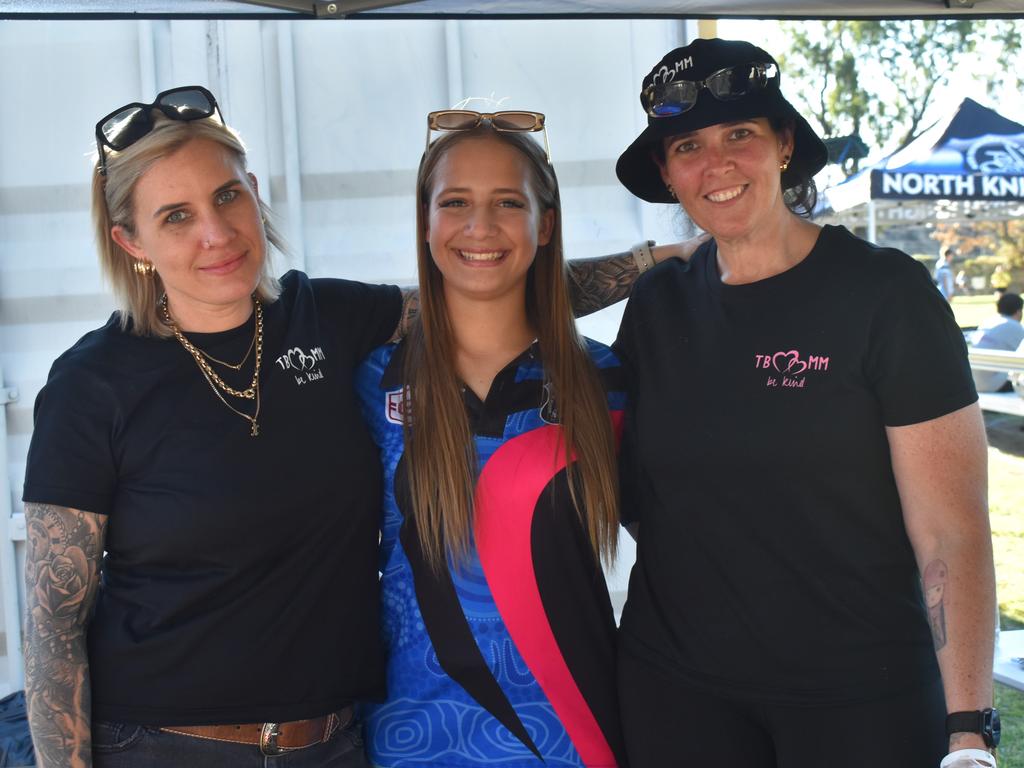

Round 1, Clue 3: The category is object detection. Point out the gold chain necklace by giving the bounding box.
[161,295,264,437]
[193,359,262,438]
[199,332,255,371]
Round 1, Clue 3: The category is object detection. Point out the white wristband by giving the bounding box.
[631,240,656,274]
[940,748,997,768]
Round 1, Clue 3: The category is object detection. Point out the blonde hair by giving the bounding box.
[404,126,620,572]
[92,115,283,337]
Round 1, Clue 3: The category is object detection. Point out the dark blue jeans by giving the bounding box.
[92,717,370,768]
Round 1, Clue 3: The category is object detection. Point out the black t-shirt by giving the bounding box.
[614,225,976,705]
[23,271,402,725]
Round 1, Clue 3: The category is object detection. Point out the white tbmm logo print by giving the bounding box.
[276,346,326,385]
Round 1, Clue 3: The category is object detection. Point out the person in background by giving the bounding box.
[935,247,957,301]
[990,264,1012,296]
[21,87,688,768]
[613,38,996,768]
[971,291,1024,392]
[955,269,969,296]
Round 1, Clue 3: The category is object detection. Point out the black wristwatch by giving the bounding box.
[946,708,1001,748]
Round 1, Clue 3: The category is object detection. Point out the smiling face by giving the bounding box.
[424,135,554,307]
[111,137,267,331]
[658,118,793,243]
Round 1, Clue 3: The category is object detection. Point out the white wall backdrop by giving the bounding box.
[0,17,697,691]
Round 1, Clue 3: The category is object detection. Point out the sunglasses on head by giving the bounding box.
[426,109,552,162]
[95,85,223,175]
[642,62,779,118]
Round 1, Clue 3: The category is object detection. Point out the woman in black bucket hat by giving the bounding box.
[612,38,997,768]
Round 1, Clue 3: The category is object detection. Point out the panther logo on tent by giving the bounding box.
[966,137,1024,174]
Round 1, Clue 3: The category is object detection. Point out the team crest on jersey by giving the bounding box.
[386,388,408,425]
[753,349,831,389]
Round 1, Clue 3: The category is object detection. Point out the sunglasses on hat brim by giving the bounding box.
[426,109,551,163]
[95,85,224,176]
[642,62,779,118]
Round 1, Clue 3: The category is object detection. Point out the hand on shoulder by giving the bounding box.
[653,232,711,264]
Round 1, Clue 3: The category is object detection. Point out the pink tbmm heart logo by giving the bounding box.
[772,350,808,376]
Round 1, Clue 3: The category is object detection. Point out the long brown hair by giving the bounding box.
[404,126,619,573]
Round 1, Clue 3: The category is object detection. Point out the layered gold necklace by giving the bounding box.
[161,294,264,437]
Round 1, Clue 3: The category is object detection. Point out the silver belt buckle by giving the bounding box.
[260,722,283,756]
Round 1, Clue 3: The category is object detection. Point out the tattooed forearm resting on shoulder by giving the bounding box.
[567,251,638,318]
[394,289,421,342]
[23,502,106,768]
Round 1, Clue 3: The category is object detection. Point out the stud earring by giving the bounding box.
[780,157,791,172]
[666,183,677,201]
[133,260,155,277]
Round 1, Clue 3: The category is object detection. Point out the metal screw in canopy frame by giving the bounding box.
[234,0,423,17]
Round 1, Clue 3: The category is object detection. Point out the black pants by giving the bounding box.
[618,645,947,768]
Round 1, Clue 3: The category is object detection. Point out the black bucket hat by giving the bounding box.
[616,38,828,204]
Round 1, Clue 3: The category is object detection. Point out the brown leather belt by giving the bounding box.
[160,705,353,756]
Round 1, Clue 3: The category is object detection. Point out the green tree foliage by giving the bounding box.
[778,20,1022,177]
[933,220,1024,289]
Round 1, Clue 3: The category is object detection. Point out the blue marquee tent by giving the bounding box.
[822,98,1024,237]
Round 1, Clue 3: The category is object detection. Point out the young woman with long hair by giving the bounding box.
[356,115,627,768]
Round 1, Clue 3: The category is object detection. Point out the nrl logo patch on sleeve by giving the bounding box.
[386,388,408,425]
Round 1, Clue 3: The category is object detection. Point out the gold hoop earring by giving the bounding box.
[666,183,677,201]
[133,260,155,277]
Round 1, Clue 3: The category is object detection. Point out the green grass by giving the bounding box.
[985,413,1024,766]
[992,452,1024,628]
[952,294,1001,330]
[999,663,1024,767]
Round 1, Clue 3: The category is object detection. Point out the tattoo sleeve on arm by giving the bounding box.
[923,559,949,651]
[566,252,638,318]
[391,289,421,342]
[24,503,107,768]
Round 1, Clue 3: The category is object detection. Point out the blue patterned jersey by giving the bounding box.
[355,339,626,768]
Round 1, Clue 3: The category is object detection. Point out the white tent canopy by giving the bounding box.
[1,0,1021,18]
